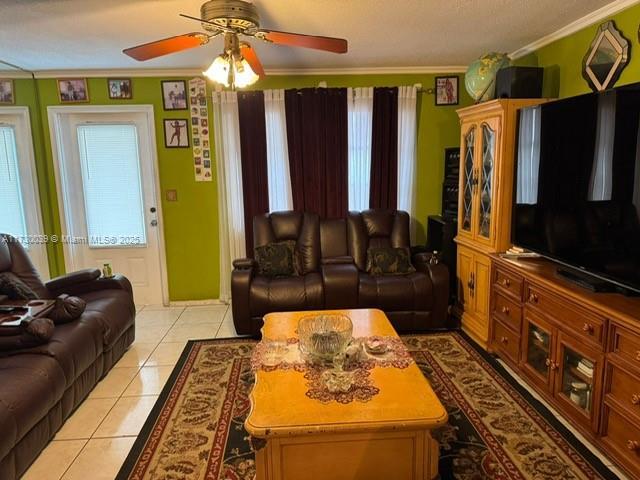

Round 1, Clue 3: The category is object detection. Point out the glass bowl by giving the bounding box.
[298,314,353,364]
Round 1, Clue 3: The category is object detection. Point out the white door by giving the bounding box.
[0,107,49,276]
[49,107,166,305]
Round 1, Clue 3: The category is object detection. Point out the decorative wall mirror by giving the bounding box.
[582,20,630,92]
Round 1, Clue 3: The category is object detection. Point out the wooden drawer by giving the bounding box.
[609,324,640,371]
[525,284,605,346]
[601,406,640,478]
[492,319,520,365]
[493,268,523,300]
[605,362,640,419]
[493,293,522,333]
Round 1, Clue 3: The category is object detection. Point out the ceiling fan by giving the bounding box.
[123,0,348,89]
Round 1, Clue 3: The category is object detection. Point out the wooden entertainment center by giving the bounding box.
[489,255,640,478]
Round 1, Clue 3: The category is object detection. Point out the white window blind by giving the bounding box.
[77,124,147,247]
[0,126,28,242]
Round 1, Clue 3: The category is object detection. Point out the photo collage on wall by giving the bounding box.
[189,77,212,182]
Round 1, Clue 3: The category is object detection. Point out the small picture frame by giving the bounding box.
[163,119,189,148]
[57,78,89,103]
[108,78,132,99]
[435,76,459,106]
[161,80,187,110]
[0,79,15,104]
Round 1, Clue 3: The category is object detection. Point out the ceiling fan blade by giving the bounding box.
[240,43,265,77]
[259,30,347,54]
[123,33,209,61]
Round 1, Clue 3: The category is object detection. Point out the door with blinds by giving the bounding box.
[49,108,165,305]
[0,107,48,275]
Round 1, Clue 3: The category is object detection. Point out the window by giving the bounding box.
[0,126,28,241]
[77,124,147,246]
[516,106,541,204]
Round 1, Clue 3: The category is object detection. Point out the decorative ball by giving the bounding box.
[465,52,510,102]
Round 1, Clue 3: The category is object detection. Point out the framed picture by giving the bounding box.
[161,80,187,110]
[108,78,132,99]
[163,119,189,148]
[57,78,89,103]
[0,79,15,104]
[435,76,459,106]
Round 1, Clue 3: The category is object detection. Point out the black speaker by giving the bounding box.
[496,66,543,99]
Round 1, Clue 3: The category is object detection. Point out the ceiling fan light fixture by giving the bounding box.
[234,57,259,88]
[203,54,231,86]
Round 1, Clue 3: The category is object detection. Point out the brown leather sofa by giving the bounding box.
[232,210,449,336]
[0,234,135,480]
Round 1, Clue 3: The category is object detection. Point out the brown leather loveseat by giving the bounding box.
[0,234,136,480]
[232,210,449,336]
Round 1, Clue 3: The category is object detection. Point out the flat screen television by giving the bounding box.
[513,82,640,294]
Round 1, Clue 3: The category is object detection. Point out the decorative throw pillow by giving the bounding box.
[0,317,55,353]
[49,294,86,324]
[366,247,416,276]
[254,241,298,277]
[0,272,38,300]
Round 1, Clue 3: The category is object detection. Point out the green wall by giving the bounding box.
[515,2,640,98]
[12,72,471,301]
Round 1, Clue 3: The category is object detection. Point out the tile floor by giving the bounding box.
[22,304,243,480]
[22,308,628,479]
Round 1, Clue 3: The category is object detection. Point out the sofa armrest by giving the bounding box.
[321,262,359,309]
[414,252,450,329]
[46,270,133,297]
[233,258,256,271]
[321,256,355,266]
[231,259,256,335]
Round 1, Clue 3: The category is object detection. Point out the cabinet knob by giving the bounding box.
[636,351,640,361]
[627,440,639,451]
[545,359,558,371]
[501,336,508,344]
[529,293,539,303]
[501,306,510,315]
[502,278,511,287]
[632,394,640,405]
[582,323,594,334]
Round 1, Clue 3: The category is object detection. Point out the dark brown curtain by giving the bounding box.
[237,91,269,256]
[369,87,398,209]
[285,88,348,218]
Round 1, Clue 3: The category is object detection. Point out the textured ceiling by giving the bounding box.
[0,0,618,72]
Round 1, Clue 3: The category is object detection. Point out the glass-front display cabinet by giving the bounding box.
[521,312,555,392]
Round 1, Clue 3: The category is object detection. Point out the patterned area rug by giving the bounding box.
[116,332,618,480]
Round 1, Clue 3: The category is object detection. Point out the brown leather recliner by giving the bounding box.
[231,210,449,336]
[0,234,135,480]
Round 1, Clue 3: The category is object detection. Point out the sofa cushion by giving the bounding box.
[366,247,416,276]
[255,241,298,277]
[0,354,66,460]
[78,289,135,348]
[359,272,433,312]
[250,272,324,317]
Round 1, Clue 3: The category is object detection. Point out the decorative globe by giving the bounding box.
[298,314,353,364]
[465,52,510,102]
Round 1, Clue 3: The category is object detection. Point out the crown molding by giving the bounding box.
[510,0,640,59]
[0,71,33,79]
[29,65,467,79]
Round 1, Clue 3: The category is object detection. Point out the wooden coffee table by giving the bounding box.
[245,309,448,480]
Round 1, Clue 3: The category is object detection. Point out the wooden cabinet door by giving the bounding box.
[457,246,474,315]
[473,254,491,325]
[474,115,502,247]
[521,308,555,393]
[458,121,477,241]
[553,331,603,433]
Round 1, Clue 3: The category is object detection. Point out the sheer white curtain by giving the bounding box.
[397,85,418,239]
[212,91,246,303]
[516,106,541,204]
[589,91,616,201]
[347,87,374,210]
[264,89,293,212]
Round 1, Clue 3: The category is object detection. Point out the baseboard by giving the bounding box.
[168,299,229,307]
